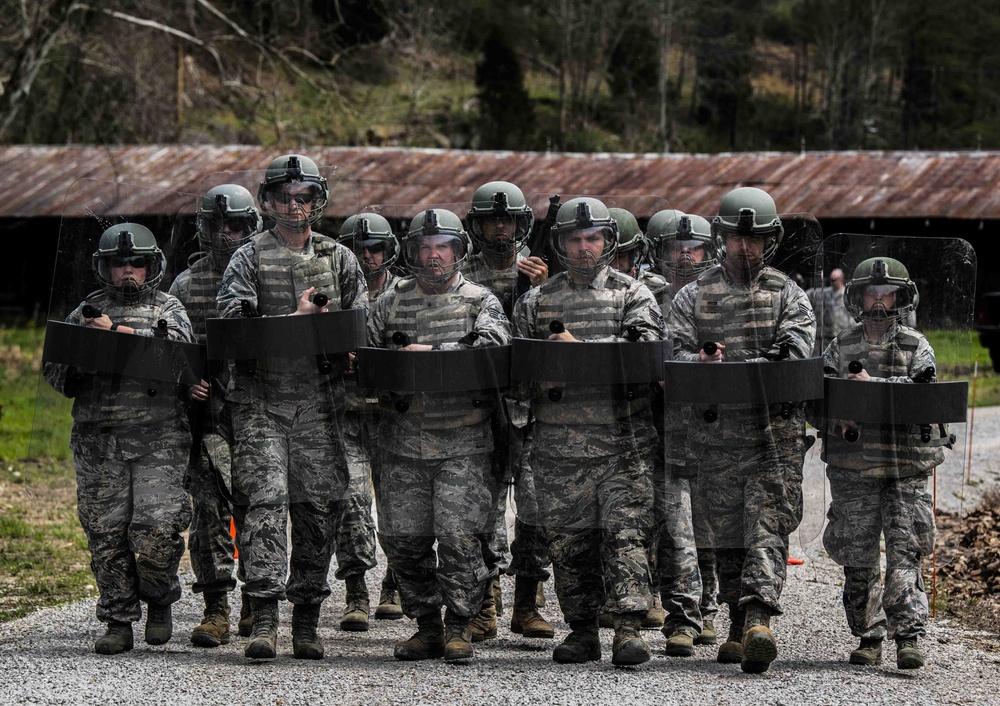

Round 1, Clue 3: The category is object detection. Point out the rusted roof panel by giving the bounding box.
[2,146,1000,221]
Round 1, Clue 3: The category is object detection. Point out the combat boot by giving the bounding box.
[509,576,554,639]
[741,602,778,674]
[394,611,445,661]
[191,592,231,648]
[291,603,324,659]
[895,637,925,670]
[849,637,883,665]
[717,606,744,664]
[492,573,504,616]
[641,594,666,629]
[663,627,696,657]
[237,591,254,637]
[340,574,370,632]
[94,621,133,655]
[444,610,475,662]
[696,618,718,645]
[552,619,601,664]
[612,612,651,666]
[469,577,498,642]
[144,603,173,645]
[375,573,403,620]
[244,598,279,659]
[535,581,546,607]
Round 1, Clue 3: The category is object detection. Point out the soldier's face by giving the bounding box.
[480,215,516,244]
[666,238,707,270]
[109,256,147,287]
[612,250,638,276]
[863,284,897,316]
[359,244,385,275]
[270,184,317,223]
[417,235,457,274]
[723,233,765,273]
[563,227,608,266]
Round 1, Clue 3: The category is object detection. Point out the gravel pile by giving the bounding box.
[2,410,998,706]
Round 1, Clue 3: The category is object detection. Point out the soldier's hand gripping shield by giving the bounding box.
[663,204,824,565]
[205,162,364,513]
[511,194,670,546]
[37,179,201,586]
[816,234,974,569]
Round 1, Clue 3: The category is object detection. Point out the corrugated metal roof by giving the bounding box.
[2,145,999,220]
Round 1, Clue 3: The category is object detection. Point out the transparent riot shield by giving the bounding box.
[660,209,824,620]
[36,178,203,619]
[353,200,512,612]
[815,234,974,574]
[202,163,370,602]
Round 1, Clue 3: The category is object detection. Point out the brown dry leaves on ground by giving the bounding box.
[933,490,1000,649]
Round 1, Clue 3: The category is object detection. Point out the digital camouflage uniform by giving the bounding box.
[512,266,662,622]
[368,272,512,620]
[217,228,367,605]
[668,264,815,619]
[821,323,943,642]
[339,270,399,583]
[462,251,546,584]
[808,285,852,356]
[650,279,704,637]
[44,290,195,625]
[169,256,237,597]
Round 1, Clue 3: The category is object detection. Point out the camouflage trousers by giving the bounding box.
[186,439,236,595]
[823,467,935,640]
[654,458,702,634]
[230,388,348,603]
[376,450,495,619]
[533,444,654,622]
[691,438,804,614]
[334,414,377,580]
[507,423,551,581]
[71,424,191,624]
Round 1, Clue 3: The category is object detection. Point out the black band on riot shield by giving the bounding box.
[662,357,824,404]
[205,308,366,360]
[43,320,205,385]
[823,377,968,425]
[510,338,673,385]
[356,346,511,392]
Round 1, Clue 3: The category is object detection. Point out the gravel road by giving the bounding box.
[2,409,999,706]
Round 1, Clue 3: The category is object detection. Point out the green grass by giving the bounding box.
[926,329,1000,407]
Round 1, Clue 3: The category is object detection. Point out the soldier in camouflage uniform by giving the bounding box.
[667,187,815,673]
[335,213,400,626]
[820,257,945,670]
[611,208,708,656]
[807,268,852,356]
[217,154,368,660]
[170,184,260,647]
[647,210,720,651]
[464,181,553,642]
[512,197,662,666]
[44,223,194,655]
[368,208,512,663]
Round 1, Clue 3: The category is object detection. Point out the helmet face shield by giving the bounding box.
[651,213,715,281]
[338,213,399,279]
[405,233,469,286]
[467,181,534,259]
[843,256,921,324]
[196,184,261,264]
[92,223,166,304]
[553,226,617,278]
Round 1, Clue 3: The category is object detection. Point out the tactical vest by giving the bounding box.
[254,229,342,316]
[252,229,343,377]
[531,271,654,429]
[69,290,186,427]
[687,266,800,448]
[823,325,947,477]
[463,253,519,315]
[380,276,493,430]
[179,254,222,344]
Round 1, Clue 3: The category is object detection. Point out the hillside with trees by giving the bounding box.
[2,0,1000,153]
